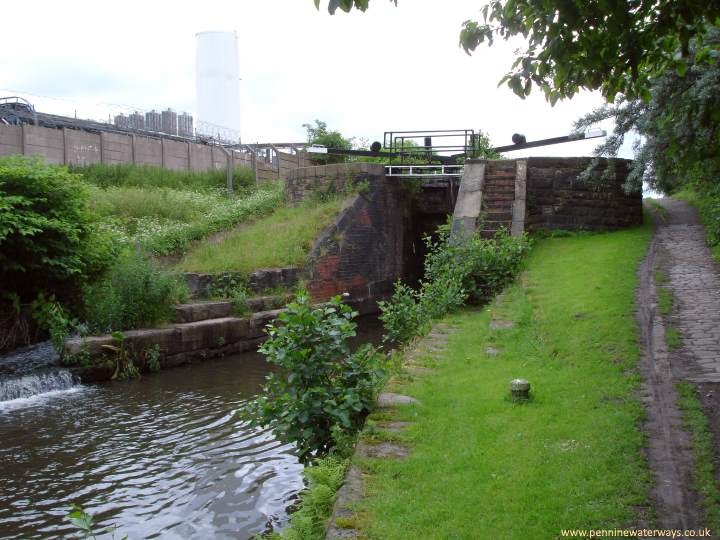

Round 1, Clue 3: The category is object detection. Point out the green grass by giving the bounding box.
[94,185,283,256]
[657,287,673,316]
[176,197,345,273]
[666,327,683,350]
[676,382,720,533]
[675,185,720,263]
[73,163,255,192]
[353,223,654,539]
[654,270,668,284]
[647,198,669,223]
[73,163,282,256]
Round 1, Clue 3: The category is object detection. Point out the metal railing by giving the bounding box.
[385,164,464,177]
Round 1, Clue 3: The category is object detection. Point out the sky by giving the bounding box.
[0,0,635,159]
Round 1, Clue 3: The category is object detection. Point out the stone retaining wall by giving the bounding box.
[525,157,642,231]
[183,267,301,298]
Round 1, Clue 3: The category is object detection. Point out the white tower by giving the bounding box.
[195,31,241,142]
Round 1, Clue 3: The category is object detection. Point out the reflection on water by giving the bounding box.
[0,314,385,539]
[0,353,303,539]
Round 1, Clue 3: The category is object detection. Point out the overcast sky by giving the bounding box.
[0,0,634,159]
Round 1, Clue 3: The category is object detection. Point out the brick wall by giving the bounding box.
[292,163,408,306]
[525,157,642,231]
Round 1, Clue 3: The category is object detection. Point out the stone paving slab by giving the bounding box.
[655,199,720,383]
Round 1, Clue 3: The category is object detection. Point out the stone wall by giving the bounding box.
[525,157,642,231]
[285,162,382,204]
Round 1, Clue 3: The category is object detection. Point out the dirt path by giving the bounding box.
[638,198,720,536]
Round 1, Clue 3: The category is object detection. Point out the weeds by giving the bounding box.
[666,326,683,350]
[676,382,720,533]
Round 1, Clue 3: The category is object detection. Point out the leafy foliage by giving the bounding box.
[458,0,720,102]
[244,293,385,462]
[313,0,395,15]
[83,250,187,334]
[271,455,349,540]
[468,130,502,160]
[0,156,113,309]
[303,120,353,164]
[67,504,127,540]
[380,227,531,346]
[30,295,73,355]
[575,28,720,194]
[320,1,720,103]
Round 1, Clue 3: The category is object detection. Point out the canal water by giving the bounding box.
[0,316,384,539]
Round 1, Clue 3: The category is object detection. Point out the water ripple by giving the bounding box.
[0,352,304,539]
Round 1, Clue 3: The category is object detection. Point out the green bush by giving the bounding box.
[380,228,531,346]
[302,120,352,165]
[73,163,255,192]
[377,281,426,346]
[0,156,113,309]
[244,292,385,462]
[83,251,187,333]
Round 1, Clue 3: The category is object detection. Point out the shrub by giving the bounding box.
[302,120,352,165]
[0,156,113,309]
[83,251,187,333]
[380,227,531,346]
[377,281,425,345]
[243,292,385,462]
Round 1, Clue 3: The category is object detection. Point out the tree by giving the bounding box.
[575,27,720,193]
[316,0,720,103]
[303,119,353,164]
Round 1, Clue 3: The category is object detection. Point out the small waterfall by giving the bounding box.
[0,369,79,402]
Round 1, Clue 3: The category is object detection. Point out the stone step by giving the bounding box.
[482,220,512,231]
[483,187,515,196]
[174,295,293,323]
[484,179,515,189]
[480,228,510,238]
[483,192,515,202]
[484,210,512,221]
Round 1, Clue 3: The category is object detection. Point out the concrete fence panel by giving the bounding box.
[0,125,22,157]
[65,129,101,166]
[24,125,63,164]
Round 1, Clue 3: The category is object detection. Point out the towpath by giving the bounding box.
[638,198,720,536]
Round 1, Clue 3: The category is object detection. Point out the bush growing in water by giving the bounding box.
[380,228,531,345]
[243,292,385,462]
[83,250,187,333]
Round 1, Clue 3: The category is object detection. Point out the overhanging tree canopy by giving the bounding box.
[315,0,720,103]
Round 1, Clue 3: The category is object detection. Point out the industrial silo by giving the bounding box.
[195,31,241,142]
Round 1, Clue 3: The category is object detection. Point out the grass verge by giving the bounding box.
[176,197,346,273]
[352,224,653,539]
[666,327,683,350]
[74,163,255,191]
[676,382,720,533]
[647,199,669,223]
[675,185,720,263]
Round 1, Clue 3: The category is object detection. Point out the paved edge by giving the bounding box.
[637,203,702,533]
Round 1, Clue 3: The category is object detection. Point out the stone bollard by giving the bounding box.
[510,378,531,402]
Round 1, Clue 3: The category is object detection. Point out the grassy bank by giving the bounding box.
[73,162,255,191]
[676,184,720,262]
[351,225,653,539]
[176,197,346,273]
[70,163,284,256]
